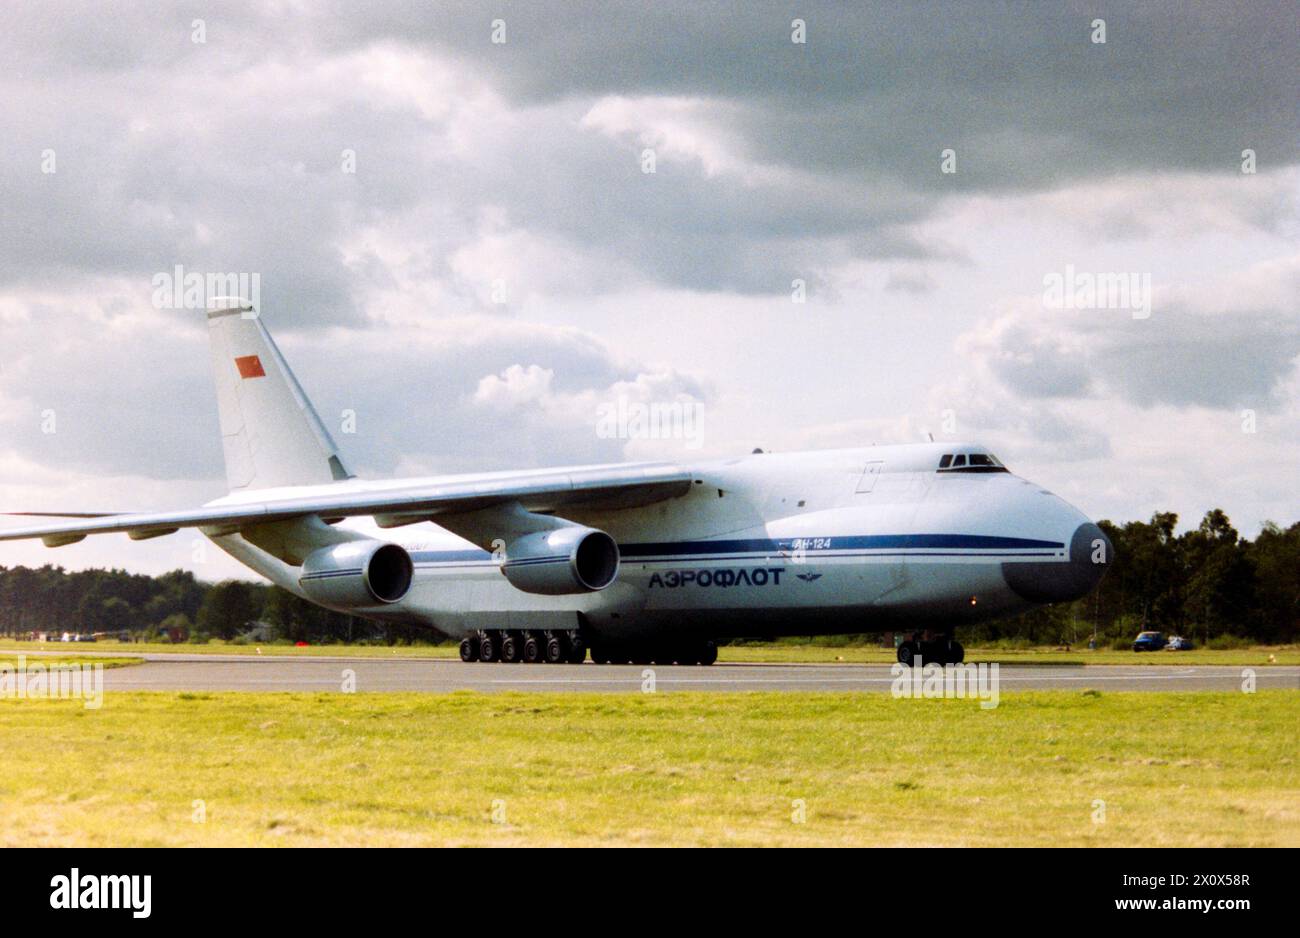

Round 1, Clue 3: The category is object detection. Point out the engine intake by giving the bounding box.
[299,540,413,607]
[502,526,620,595]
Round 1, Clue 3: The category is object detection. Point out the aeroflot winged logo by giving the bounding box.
[49,868,151,918]
[234,354,266,379]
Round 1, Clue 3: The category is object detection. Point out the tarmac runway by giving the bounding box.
[20,652,1299,693]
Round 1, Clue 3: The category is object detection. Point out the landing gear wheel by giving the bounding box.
[478,632,499,663]
[698,641,717,666]
[897,642,916,667]
[500,631,522,663]
[459,636,480,662]
[590,645,610,665]
[566,633,586,664]
[545,635,566,664]
[522,633,544,664]
[948,640,964,664]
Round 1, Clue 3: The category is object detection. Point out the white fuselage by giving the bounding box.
[209,442,1104,642]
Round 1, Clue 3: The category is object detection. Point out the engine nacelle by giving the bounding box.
[502,526,620,595]
[299,540,413,607]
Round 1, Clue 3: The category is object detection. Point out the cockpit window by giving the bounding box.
[937,452,1009,474]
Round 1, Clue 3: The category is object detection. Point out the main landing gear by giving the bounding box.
[896,630,964,667]
[458,630,718,666]
[460,629,587,664]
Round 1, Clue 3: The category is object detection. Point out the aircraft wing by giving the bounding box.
[0,462,694,548]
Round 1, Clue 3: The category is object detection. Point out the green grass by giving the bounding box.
[0,640,460,659]
[0,690,1294,846]
[2,639,1294,666]
[717,644,1300,666]
[0,653,140,669]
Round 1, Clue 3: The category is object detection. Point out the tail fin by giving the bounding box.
[206,298,352,491]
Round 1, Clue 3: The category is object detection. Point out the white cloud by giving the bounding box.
[580,95,782,182]
[473,364,555,408]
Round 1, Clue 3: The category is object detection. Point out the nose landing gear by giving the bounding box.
[896,630,964,667]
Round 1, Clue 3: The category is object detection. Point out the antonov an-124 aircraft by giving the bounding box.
[1,300,1111,666]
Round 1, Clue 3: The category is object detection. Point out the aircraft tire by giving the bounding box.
[545,635,566,663]
[500,631,522,663]
[897,642,916,667]
[479,632,499,663]
[566,633,587,663]
[459,636,480,662]
[698,641,718,666]
[522,633,544,663]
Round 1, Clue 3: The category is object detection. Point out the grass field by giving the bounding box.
[720,644,1300,666]
[0,653,140,670]
[2,639,1296,666]
[0,690,1294,846]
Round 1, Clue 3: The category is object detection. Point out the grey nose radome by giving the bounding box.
[1002,523,1112,604]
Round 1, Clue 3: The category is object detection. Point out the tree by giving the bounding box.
[194,581,263,641]
[96,597,135,635]
[1244,522,1300,643]
[155,612,193,643]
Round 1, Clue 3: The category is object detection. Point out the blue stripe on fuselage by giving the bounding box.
[619,534,1062,556]
[407,534,1064,567]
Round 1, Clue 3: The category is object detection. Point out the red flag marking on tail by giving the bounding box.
[234,355,266,379]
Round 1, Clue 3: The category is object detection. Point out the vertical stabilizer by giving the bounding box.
[205,298,352,491]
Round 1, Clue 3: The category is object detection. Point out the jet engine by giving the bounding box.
[299,540,414,607]
[502,526,620,595]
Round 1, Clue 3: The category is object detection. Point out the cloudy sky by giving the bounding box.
[0,1,1296,579]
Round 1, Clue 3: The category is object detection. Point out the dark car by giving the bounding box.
[1132,630,1166,652]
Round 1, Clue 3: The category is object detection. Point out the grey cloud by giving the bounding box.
[305,331,710,475]
[320,1,1300,183]
[883,269,936,295]
[0,293,705,481]
[1088,312,1300,410]
[1,0,1293,318]
[0,303,222,483]
[971,304,1300,412]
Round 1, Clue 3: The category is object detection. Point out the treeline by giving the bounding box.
[0,508,1295,647]
[0,566,427,645]
[969,510,1299,647]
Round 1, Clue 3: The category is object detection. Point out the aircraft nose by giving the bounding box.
[1002,522,1112,604]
